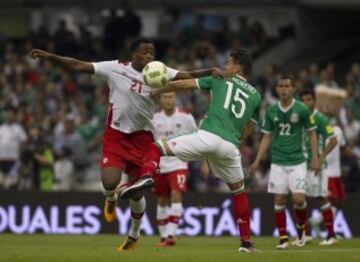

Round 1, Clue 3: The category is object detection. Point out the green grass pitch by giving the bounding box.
[1,235,360,262]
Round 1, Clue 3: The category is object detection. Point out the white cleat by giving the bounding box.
[238,246,260,253]
[276,241,289,250]
[291,235,312,246]
[296,229,306,247]
[319,237,338,246]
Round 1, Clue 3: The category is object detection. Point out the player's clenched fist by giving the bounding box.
[30,49,51,59]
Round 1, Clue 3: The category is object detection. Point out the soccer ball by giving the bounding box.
[142,61,169,88]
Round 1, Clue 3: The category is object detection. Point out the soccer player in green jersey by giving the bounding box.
[127,49,261,252]
[299,89,338,246]
[249,76,320,249]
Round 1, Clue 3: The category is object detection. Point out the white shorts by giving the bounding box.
[268,162,307,194]
[161,130,244,184]
[306,170,328,197]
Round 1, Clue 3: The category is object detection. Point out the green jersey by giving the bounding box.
[305,109,335,167]
[196,75,261,147]
[261,99,316,165]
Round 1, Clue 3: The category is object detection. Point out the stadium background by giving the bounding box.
[1,0,360,239]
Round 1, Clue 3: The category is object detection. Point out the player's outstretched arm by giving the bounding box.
[150,79,197,96]
[30,49,94,74]
[174,68,223,79]
[249,133,272,174]
[319,136,337,165]
[308,129,320,174]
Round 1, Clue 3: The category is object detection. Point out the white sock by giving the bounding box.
[167,202,182,237]
[331,206,337,217]
[157,205,169,239]
[101,183,117,201]
[129,197,146,239]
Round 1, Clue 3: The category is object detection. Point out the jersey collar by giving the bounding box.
[278,99,295,113]
[161,107,177,117]
[235,75,247,82]
[312,108,318,116]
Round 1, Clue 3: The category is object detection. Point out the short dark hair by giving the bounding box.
[299,88,316,99]
[129,36,153,53]
[230,49,252,76]
[278,75,294,86]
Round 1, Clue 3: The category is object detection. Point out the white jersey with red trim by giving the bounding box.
[325,126,345,177]
[93,61,178,133]
[153,108,197,173]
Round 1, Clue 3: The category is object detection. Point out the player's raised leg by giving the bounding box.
[120,142,161,199]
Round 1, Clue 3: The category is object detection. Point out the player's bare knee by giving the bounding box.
[274,194,287,206]
[227,180,244,193]
[158,197,169,206]
[292,193,306,206]
[101,168,122,190]
[317,197,329,207]
[170,191,182,203]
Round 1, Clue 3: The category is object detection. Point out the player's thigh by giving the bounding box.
[154,173,171,198]
[168,170,188,193]
[208,156,244,184]
[163,131,209,162]
[267,164,290,194]
[306,170,328,197]
[288,162,307,194]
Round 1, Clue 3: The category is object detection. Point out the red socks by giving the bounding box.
[274,206,287,237]
[294,202,307,227]
[232,192,251,242]
[321,204,335,238]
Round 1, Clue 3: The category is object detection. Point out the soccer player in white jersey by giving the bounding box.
[152,92,197,247]
[30,37,221,251]
[325,125,360,222]
[300,89,338,245]
[326,126,346,211]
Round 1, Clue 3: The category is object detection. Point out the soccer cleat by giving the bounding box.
[319,237,338,246]
[120,175,154,199]
[238,241,260,253]
[156,238,169,247]
[166,236,176,246]
[295,224,306,247]
[291,235,312,246]
[103,195,117,223]
[117,236,138,252]
[276,236,289,249]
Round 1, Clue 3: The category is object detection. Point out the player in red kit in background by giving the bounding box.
[30,36,222,251]
[152,92,197,247]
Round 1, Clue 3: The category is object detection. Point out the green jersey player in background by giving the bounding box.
[299,89,338,246]
[250,76,320,249]
[132,49,261,252]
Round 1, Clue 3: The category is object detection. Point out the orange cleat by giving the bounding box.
[117,236,138,252]
[103,196,117,223]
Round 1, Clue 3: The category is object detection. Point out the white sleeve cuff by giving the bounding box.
[260,129,271,134]
[195,79,201,89]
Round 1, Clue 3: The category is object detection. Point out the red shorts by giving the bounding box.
[99,126,154,181]
[154,169,188,198]
[328,177,345,201]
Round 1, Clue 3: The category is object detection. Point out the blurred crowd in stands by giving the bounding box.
[0,6,360,193]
